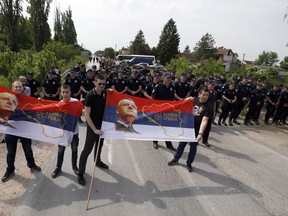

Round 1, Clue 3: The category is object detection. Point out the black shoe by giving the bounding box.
[168,159,178,166]
[187,164,193,172]
[233,120,240,125]
[244,121,248,126]
[1,171,15,182]
[153,141,158,149]
[51,168,61,178]
[255,121,259,125]
[248,121,254,125]
[78,174,85,185]
[222,121,227,126]
[218,121,221,126]
[72,166,79,175]
[212,120,217,125]
[202,141,211,147]
[167,145,177,151]
[30,164,41,172]
[229,121,233,126]
[96,161,109,169]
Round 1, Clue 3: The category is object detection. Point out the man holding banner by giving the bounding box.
[168,86,211,172]
[78,74,109,186]
[1,81,41,182]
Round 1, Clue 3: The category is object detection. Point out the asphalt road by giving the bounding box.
[9,120,288,216]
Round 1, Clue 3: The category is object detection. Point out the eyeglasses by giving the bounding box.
[97,83,106,86]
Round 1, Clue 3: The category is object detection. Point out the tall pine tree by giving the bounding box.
[193,33,217,61]
[130,30,150,54]
[28,0,51,51]
[157,18,180,65]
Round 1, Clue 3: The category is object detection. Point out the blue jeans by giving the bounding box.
[56,134,79,168]
[174,141,198,165]
[5,134,36,173]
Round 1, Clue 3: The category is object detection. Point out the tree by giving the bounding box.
[53,7,63,42]
[0,0,23,51]
[103,47,115,59]
[255,51,279,66]
[61,6,77,45]
[28,0,51,51]
[130,30,150,54]
[193,33,217,61]
[183,45,191,54]
[280,56,288,70]
[157,18,180,65]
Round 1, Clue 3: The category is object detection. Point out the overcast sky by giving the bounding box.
[47,0,288,62]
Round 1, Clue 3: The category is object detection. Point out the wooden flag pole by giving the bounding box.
[86,137,102,210]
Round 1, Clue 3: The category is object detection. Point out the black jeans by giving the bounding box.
[56,134,79,169]
[78,127,104,175]
[5,134,36,173]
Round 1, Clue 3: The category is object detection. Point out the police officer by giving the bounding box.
[127,70,142,97]
[233,76,250,124]
[244,82,264,125]
[112,70,128,94]
[151,72,176,151]
[273,85,288,125]
[218,82,237,126]
[143,73,160,99]
[189,78,198,98]
[42,70,61,101]
[26,71,41,98]
[264,84,280,124]
[64,68,82,100]
[174,72,190,101]
[81,68,95,99]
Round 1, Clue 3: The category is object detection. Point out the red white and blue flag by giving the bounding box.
[0,86,83,146]
[101,91,196,142]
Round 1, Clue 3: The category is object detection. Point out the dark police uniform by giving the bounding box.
[112,78,128,93]
[174,80,190,99]
[264,88,280,123]
[27,78,41,98]
[244,87,265,125]
[64,76,82,100]
[273,89,288,124]
[42,78,60,101]
[218,87,236,125]
[233,82,250,123]
[81,77,95,99]
[127,77,142,97]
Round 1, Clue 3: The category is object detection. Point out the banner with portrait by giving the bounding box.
[0,86,83,146]
[101,91,196,142]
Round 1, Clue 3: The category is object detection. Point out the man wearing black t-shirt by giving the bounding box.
[78,74,109,186]
[168,86,211,172]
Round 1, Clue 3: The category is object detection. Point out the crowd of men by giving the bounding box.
[1,59,288,182]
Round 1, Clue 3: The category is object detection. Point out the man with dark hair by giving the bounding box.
[51,84,80,178]
[168,86,211,172]
[78,74,109,185]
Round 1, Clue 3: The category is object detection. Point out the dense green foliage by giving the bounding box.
[0,41,87,88]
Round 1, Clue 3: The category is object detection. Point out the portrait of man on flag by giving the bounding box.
[101,91,196,142]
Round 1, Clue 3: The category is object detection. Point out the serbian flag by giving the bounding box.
[0,86,83,146]
[101,91,196,142]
